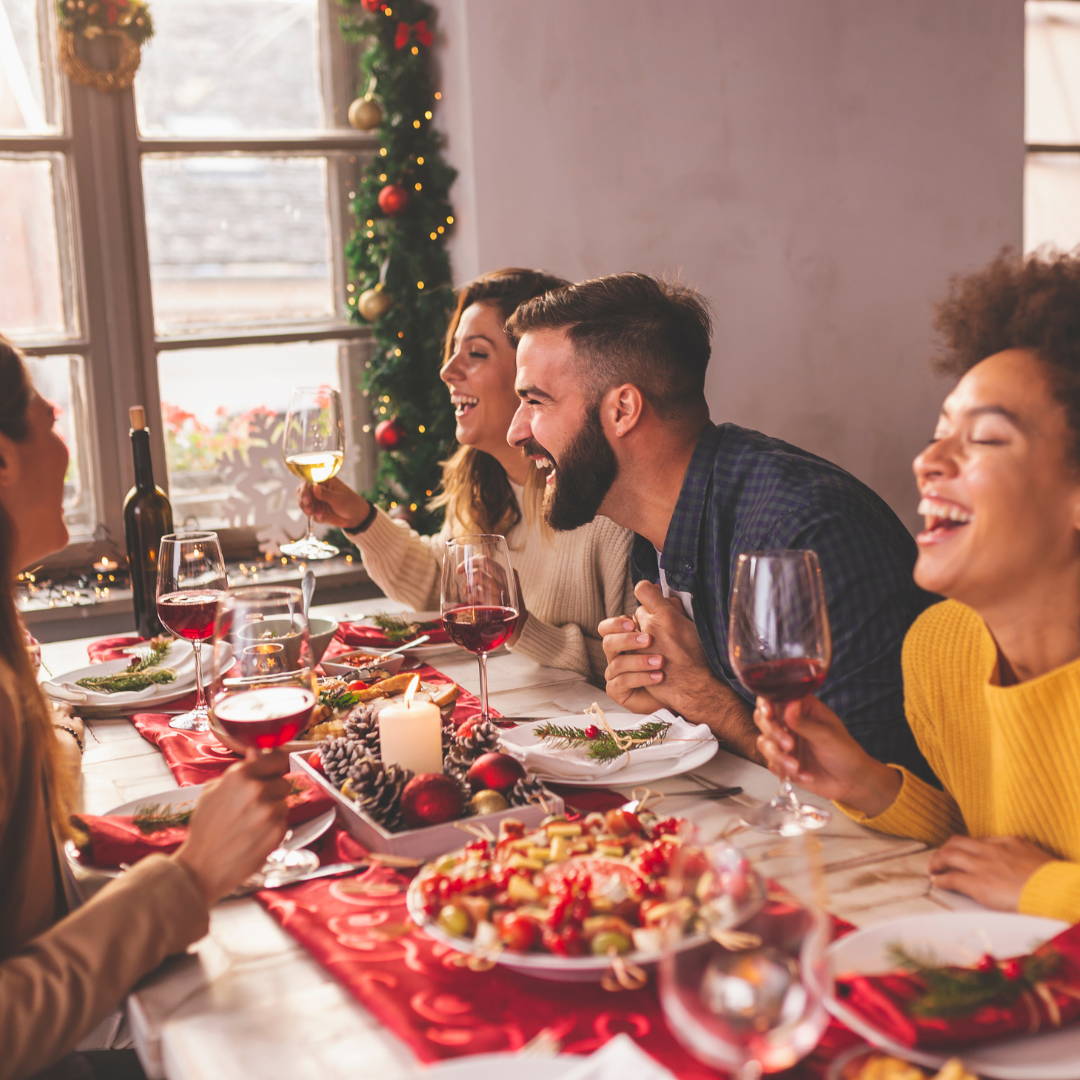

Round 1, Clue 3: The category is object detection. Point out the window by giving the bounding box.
[1,0,372,563]
[1026,1,1080,249]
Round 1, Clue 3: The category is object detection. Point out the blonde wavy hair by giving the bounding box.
[0,338,79,842]
[431,268,568,536]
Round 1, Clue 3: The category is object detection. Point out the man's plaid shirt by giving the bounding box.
[631,422,937,781]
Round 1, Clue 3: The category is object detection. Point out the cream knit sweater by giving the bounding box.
[840,599,1080,922]
[353,490,634,684]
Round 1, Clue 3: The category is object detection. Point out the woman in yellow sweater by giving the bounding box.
[755,250,1080,923]
[300,268,633,684]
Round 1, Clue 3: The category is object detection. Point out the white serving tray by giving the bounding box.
[289,751,563,860]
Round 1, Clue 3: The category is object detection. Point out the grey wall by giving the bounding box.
[434,0,1024,529]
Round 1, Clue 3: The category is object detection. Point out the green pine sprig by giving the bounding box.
[128,637,172,672]
[319,688,361,712]
[133,803,193,834]
[533,720,671,763]
[888,943,1062,1018]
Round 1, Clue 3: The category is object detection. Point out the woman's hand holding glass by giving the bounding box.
[298,475,372,532]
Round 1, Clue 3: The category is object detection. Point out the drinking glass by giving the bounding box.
[440,534,520,723]
[209,585,320,882]
[156,531,228,732]
[281,385,345,560]
[729,549,832,834]
[659,828,830,1079]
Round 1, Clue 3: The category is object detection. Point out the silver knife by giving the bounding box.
[246,860,368,893]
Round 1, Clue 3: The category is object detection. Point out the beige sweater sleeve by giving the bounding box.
[353,507,447,612]
[0,854,208,1078]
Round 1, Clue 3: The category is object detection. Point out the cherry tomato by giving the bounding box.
[346,679,370,692]
[496,912,539,952]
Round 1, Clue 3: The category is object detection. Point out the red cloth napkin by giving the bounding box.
[834,921,1080,1050]
[335,620,451,648]
[76,773,334,868]
[87,635,148,664]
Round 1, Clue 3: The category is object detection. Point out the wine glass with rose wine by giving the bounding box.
[208,585,320,881]
[156,531,228,732]
[728,549,832,834]
[659,828,830,1078]
[440,534,520,724]
[281,385,345,560]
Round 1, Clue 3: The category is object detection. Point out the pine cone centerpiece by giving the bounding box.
[343,707,382,759]
[509,774,549,808]
[321,735,371,788]
[445,719,502,778]
[344,756,414,832]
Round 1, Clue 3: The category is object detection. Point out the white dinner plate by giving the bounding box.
[42,640,196,709]
[498,713,718,788]
[421,1055,568,1079]
[67,784,336,876]
[826,911,1075,1079]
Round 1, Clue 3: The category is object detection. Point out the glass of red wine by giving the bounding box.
[659,827,830,1078]
[209,585,320,882]
[440,534,520,724]
[156,531,228,732]
[728,549,832,834]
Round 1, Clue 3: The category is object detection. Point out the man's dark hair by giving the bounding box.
[934,248,1080,464]
[506,272,711,417]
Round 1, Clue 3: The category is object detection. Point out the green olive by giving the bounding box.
[591,930,632,956]
[436,903,470,937]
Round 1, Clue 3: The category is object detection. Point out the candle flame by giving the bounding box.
[403,673,420,708]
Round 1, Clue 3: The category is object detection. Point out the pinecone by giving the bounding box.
[445,720,502,778]
[343,707,382,759]
[320,735,371,788]
[344,757,413,832]
[509,774,549,808]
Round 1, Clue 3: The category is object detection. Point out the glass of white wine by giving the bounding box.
[281,385,345,561]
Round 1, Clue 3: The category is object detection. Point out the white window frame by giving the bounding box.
[5,0,373,573]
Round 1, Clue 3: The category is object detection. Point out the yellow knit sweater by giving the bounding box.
[842,599,1080,922]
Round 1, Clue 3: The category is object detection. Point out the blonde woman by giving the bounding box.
[0,339,292,1076]
[301,268,633,683]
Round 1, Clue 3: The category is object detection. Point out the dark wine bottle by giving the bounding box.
[123,405,173,638]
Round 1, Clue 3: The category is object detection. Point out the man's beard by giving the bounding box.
[541,403,618,531]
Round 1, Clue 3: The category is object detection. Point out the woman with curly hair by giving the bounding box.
[300,268,633,684]
[755,248,1080,921]
[0,339,293,1077]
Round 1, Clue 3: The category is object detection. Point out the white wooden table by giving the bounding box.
[43,597,973,1079]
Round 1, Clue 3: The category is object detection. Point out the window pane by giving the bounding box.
[0,155,78,340]
[1027,1,1080,144]
[158,341,354,535]
[0,0,60,134]
[22,353,95,536]
[1025,152,1080,250]
[135,0,322,136]
[143,154,337,332]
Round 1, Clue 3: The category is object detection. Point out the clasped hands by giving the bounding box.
[754,695,1054,912]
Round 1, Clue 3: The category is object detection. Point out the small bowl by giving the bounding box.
[235,615,339,668]
[321,647,406,680]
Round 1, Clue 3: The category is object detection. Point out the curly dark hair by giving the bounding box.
[933,248,1080,462]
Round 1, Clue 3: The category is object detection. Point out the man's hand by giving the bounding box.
[598,613,666,714]
[928,836,1055,911]
[298,476,370,532]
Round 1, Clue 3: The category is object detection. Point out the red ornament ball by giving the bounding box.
[466,751,525,793]
[374,417,406,449]
[377,183,409,217]
[400,773,465,828]
[308,750,323,774]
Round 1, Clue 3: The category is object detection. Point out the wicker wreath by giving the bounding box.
[58,29,142,93]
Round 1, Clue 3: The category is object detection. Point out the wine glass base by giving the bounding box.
[741,799,830,836]
[169,708,210,732]
[280,537,338,561]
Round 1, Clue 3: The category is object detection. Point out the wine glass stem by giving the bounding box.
[303,514,315,543]
[778,777,802,811]
[191,640,207,713]
[476,650,491,722]
[737,1062,764,1080]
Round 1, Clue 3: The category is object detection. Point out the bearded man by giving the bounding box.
[506,272,935,776]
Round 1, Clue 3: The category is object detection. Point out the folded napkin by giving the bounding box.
[835,921,1080,1050]
[76,773,334,869]
[502,709,715,781]
[335,620,451,648]
[558,1035,676,1080]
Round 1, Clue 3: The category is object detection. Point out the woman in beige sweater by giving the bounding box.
[302,269,633,684]
[0,340,292,1077]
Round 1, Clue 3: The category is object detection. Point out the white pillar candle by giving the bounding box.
[378,696,443,775]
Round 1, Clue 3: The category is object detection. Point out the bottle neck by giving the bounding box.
[131,428,156,491]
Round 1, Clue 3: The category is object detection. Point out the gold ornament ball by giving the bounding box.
[357,287,392,322]
[348,97,384,132]
[470,789,509,816]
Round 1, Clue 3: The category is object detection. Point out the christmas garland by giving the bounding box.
[340,0,457,532]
